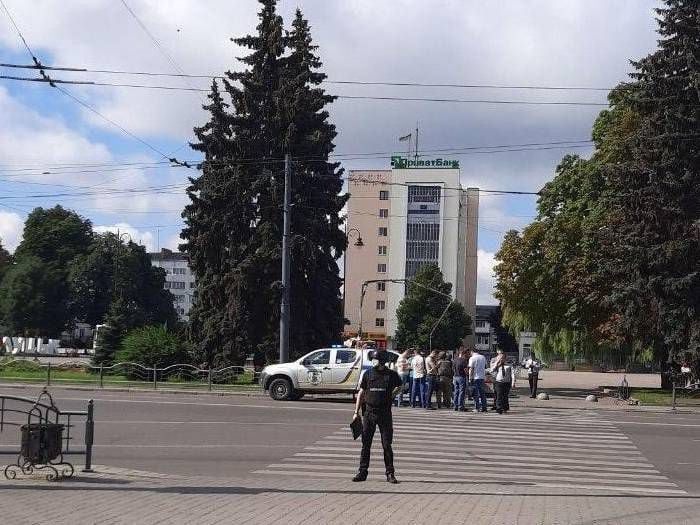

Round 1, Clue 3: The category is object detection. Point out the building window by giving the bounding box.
[379,208,389,218]
[171,281,186,289]
[476,334,490,346]
[378,227,388,237]
[375,318,385,327]
[475,320,486,328]
[379,190,389,200]
[189,281,196,289]
[377,282,386,292]
[173,294,185,303]
[164,282,172,289]
[376,300,385,310]
[378,245,387,256]
[377,263,387,273]
[173,267,187,275]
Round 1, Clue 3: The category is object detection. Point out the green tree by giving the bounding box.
[600,0,700,377]
[69,232,177,328]
[393,264,471,350]
[94,298,136,365]
[15,205,92,267]
[6,206,93,335]
[182,1,346,365]
[0,238,11,282]
[116,325,187,367]
[0,256,66,336]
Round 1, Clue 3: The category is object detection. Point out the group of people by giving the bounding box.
[352,346,543,483]
[393,347,527,415]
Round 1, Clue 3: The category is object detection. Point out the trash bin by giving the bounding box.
[21,423,64,464]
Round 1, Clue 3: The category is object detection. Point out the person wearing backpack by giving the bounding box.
[491,349,514,414]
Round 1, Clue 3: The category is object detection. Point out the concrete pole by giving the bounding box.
[279,154,292,364]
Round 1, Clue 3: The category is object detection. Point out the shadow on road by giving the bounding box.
[1,480,697,499]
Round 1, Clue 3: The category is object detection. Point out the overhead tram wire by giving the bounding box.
[0,74,609,107]
[0,62,617,91]
[0,4,192,170]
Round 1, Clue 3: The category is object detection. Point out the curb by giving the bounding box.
[0,381,266,398]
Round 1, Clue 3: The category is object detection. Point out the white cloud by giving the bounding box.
[0,211,24,252]
[476,249,498,306]
[93,222,156,252]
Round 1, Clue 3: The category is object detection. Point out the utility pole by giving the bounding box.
[279,154,292,363]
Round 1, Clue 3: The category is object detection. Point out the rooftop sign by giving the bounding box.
[391,155,460,169]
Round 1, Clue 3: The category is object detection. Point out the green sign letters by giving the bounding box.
[391,155,460,169]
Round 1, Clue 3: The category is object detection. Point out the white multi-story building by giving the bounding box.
[343,155,479,349]
[149,249,196,319]
[474,305,499,354]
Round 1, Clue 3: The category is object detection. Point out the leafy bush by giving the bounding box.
[0,359,44,372]
[115,325,187,368]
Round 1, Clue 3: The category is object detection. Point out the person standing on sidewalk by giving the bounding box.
[394,348,412,406]
[436,351,453,408]
[410,349,427,408]
[452,348,468,411]
[468,348,487,413]
[425,350,439,410]
[353,350,403,483]
[523,354,541,398]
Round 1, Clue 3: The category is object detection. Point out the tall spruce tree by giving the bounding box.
[182,1,346,365]
[602,1,700,375]
[266,9,348,358]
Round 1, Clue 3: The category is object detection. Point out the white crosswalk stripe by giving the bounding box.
[252,408,686,494]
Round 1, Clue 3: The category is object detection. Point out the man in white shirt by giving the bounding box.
[523,354,541,398]
[394,349,412,406]
[410,349,427,408]
[468,349,487,413]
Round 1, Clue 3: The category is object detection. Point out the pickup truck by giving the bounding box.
[260,347,398,401]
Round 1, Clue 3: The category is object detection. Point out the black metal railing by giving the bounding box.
[0,359,256,391]
[0,388,93,480]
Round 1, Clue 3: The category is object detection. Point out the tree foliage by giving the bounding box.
[494,1,700,374]
[0,256,66,336]
[393,264,472,351]
[116,325,187,367]
[182,0,346,366]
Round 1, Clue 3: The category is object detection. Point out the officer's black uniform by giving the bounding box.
[355,359,402,482]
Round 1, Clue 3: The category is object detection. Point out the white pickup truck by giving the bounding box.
[260,346,398,401]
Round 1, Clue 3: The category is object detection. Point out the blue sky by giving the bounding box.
[0,0,661,303]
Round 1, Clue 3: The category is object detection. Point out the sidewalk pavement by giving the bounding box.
[3,465,700,525]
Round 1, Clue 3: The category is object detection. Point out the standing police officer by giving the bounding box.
[352,349,403,483]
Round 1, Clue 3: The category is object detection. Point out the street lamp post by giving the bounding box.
[342,227,364,332]
[357,278,453,348]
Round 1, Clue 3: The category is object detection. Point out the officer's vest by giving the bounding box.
[365,369,393,408]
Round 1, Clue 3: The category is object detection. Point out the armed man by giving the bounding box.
[352,348,403,483]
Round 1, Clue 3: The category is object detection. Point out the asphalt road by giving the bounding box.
[1,386,699,494]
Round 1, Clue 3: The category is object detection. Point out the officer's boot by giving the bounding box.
[352,471,368,482]
[386,473,398,484]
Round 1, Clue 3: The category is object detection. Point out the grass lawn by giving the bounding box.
[629,387,700,406]
[0,362,257,389]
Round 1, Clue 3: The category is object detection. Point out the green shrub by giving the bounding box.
[0,359,44,372]
[115,325,187,368]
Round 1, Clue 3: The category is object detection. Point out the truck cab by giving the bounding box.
[261,347,398,401]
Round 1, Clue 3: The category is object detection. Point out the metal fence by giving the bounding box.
[0,360,257,391]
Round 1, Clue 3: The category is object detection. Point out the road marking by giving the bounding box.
[266,463,679,487]
[292,453,662,476]
[253,408,684,494]
[302,447,654,468]
[615,421,700,428]
[250,470,686,495]
[332,430,638,450]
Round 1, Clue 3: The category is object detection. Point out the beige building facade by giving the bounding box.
[343,156,479,349]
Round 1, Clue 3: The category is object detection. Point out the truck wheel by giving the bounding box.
[269,378,293,401]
